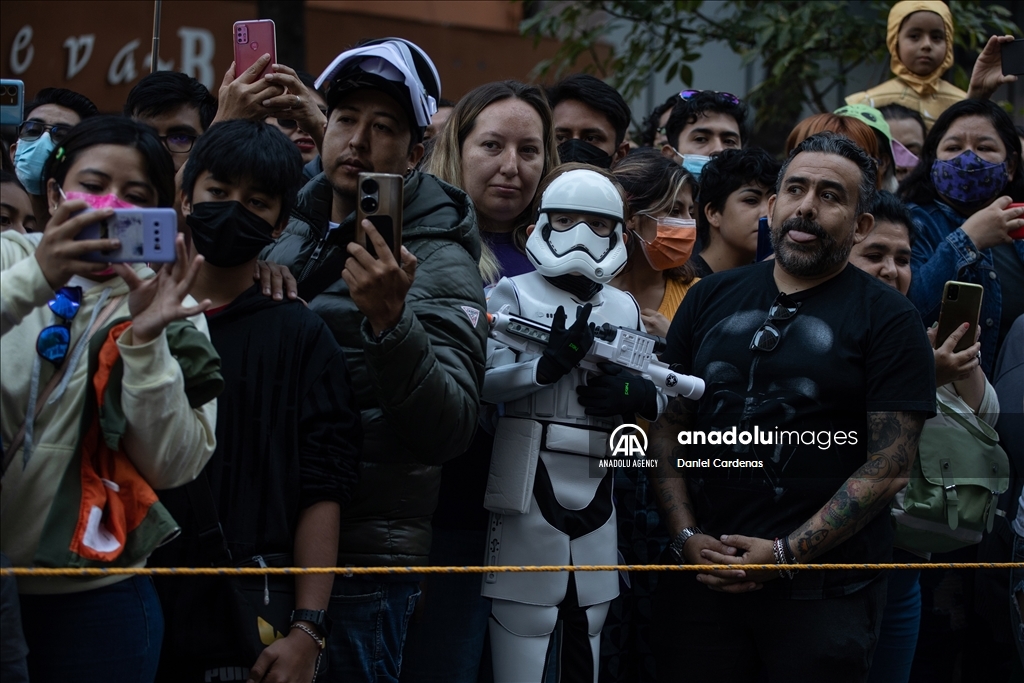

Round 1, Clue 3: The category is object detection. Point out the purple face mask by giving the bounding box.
[930,149,1009,206]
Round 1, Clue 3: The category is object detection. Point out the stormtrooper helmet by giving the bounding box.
[525,168,628,283]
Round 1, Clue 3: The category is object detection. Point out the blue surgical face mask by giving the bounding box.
[13,132,55,195]
[670,148,711,179]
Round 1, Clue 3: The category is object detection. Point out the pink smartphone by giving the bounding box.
[233,20,277,78]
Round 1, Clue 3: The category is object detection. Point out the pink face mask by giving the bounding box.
[62,192,137,276]
[891,140,920,170]
[63,191,136,210]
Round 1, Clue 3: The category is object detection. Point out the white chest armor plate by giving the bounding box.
[484,271,642,429]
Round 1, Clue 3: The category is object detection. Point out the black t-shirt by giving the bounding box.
[663,261,936,598]
[687,253,714,279]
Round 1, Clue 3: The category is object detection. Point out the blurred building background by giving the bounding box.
[0,0,564,112]
[2,0,1020,137]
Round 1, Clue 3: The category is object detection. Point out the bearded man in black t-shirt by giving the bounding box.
[649,132,935,683]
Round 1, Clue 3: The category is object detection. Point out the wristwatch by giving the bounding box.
[290,609,332,637]
[667,526,703,562]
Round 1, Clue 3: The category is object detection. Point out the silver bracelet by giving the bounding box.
[290,622,324,681]
[773,537,794,580]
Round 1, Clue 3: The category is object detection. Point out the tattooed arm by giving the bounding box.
[647,397,742,572]
[786,410,926,561]
[698,410,926,592]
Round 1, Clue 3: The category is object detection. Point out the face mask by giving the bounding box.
[930,149,1009,206]
[633,216,696,270]
[186,201,276,267]
[891,139,919,170]
[13,132,55,195]
[64,191,136,210]
[680,154,711,178]
[557,139,613,169]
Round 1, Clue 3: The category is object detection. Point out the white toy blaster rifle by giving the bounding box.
[488,309,705,400]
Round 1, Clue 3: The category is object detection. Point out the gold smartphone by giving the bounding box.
[355,172,403,261]
[934,281,984,353]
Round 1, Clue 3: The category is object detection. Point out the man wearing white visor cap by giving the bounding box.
[260,38,487,682]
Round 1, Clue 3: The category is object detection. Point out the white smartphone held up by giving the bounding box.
[75,208,177,263]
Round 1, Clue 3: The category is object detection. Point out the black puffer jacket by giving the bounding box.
[261,171,487,566]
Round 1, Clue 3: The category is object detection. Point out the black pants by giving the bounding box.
[652,571,887,683]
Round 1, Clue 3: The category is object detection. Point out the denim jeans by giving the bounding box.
[402,528,492,683]
[867,553,922,683]
[326,576,421,682]
[20,575,163,683]
[1011,533,1024,669]
[0,553,28,683]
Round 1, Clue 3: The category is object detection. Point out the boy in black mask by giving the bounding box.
[548,74,631,168]
[152,119,362,683]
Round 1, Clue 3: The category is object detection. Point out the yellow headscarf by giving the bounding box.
[886,1,955,97]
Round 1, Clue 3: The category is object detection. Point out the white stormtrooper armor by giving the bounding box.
[482,169,663,683]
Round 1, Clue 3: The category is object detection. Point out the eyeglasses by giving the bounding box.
[36,286,83,365]
[18,120,73,144]
[159,133,198,154]
[679,90,742,107]
[749,292,801,352]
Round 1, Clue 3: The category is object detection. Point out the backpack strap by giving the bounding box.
[2,294,124,477]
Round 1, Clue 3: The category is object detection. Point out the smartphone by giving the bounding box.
[75,208,177,263]
[0,79,24,127]
[355,172,403,261]
[755,216,774,262]
[934,281,983,354]
[233,19,277,79]
[1001,38,1024,77]
[1009,203,1024,240]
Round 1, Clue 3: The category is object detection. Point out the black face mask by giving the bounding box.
[186,201,277,268]
[557,139,614,169]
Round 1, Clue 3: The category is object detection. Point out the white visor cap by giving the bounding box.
[316,40,440,128]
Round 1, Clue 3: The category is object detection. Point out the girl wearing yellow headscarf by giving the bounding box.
[846,1,963,130]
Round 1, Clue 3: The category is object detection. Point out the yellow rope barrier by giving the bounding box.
[2,563,1022,577]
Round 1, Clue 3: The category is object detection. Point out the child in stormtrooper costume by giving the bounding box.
[482,168,667,683]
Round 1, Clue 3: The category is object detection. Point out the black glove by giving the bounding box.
[576,362,659,419]
[537,304,594,384]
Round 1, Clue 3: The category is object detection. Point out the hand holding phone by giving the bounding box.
[934,281,983,354]
[34,200,121,288]
[74,208,177,263]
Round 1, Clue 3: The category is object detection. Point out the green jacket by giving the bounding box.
[262,171,487,566]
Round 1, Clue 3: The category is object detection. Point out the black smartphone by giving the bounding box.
[1002,38,1024,76]
[934,281,983,354]
[755,216,774,262]
[355,172,403,261]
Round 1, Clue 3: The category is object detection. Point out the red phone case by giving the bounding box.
[1009,203,1024,240]
[233,20,277,79]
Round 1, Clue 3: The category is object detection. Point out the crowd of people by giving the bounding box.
[1,1,1023,682]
